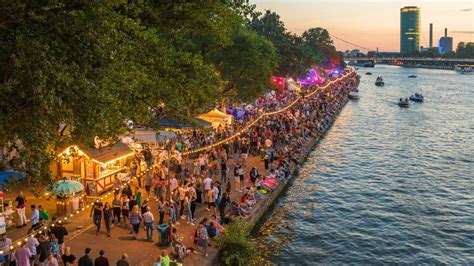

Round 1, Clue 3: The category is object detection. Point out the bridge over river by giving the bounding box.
[345,57,474,70]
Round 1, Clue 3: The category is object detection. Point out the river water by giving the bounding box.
[260,65,474,264]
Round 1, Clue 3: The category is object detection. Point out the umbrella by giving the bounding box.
[52,180,84,198]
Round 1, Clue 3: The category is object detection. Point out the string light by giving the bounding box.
[8,67,356,253]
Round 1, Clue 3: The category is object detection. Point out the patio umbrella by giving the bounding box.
[52,180,84,198]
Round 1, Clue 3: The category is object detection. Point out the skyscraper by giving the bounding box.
[400,6,420,55]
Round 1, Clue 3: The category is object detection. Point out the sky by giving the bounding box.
[250,0,474,52]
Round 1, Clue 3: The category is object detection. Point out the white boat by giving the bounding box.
[349,90,359,100]
[454,64,474,74]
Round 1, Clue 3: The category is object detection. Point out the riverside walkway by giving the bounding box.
[3,68,358,265]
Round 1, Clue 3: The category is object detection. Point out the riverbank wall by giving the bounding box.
[247,96,350,230]
[205,71,359,265]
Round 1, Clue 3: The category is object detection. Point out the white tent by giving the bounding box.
[197,108,233,128]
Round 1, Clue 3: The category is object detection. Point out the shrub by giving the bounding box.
[217,220,261,266]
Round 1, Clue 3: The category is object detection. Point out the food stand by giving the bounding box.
[52,142,135,196]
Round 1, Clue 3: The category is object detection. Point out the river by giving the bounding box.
[259,65,474,264]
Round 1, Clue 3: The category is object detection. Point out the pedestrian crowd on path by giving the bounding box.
[1,71,358,266]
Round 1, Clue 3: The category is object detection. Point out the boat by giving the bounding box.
[349,89,359,100]
[348,60,375,68]
[375,76,384,86]
[398,98,409,108]
[408,75,417,78]
[409,93,424,102]
[366,72,372,75]
[454,64,474,74]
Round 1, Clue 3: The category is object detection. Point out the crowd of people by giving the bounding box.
[0,70,358,266]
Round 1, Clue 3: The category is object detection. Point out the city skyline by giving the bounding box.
[250,0,473,52]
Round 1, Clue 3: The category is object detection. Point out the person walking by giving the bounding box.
[196,223,209,257]
[116,253,130,266]
[36,235,51,264]
[50,216,68,257]
[25,234,39,263]
[45,252,59,266]
[157,198,165,225]
[90,199,103,236]
[111,194,121,227]
[0,233,12,265]
[129,205,142,240]
[61,247,76,265]
[121,195,130,227]
[143,206,154,242]
[15,191,27,227]
[38,205,49,222]
[78,248,93,266]
[184,192,194,225]
[14,245,32,266]
[188,183,197,222]
[94,250,109,266]
[220,159,228,184]
[30,204,40,230]
[168,200,178,225]
[103,202,112,237]
[218,193,230,224]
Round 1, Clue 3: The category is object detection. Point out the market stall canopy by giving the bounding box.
[287,80,301,92]
[158,117,211,130]
[129,129,177,144]
[52,180,84,198]
[58,142,134,165]
[197,108,233,128]
[0,171,27,189]
[86,142,134,164]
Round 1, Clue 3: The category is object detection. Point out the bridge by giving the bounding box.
[345,57,474,70]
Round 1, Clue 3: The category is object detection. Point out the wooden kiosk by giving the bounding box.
[51,142,135,196]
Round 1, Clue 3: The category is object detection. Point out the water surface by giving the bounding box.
[262,65,474,264]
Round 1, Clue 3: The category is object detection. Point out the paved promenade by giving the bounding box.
[3,70,357,265]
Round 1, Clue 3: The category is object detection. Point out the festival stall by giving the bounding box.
[158,117,212,131]
[123,128,177,148]
[51,142,135,196]
[197,108,233,128]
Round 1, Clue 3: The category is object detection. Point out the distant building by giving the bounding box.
[350,49,361,57]
[400,6,420,55]
[438,28,453,54]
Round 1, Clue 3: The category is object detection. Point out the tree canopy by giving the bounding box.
[0,1,344,187]
[249,10,344,77]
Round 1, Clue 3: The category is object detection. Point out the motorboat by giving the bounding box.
[409,93,424,102]
[408,75,417,78]
[454,64,473,74]
[398,98,409,108]
[375,76,384,86]
[349,89,359,100]
[366,72,372,75]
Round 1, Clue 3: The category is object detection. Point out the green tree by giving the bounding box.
[215,26,278,101]
[0,0,231,187]
[249,10,307,77]
[302,27,337,66]
[217,220,261,265]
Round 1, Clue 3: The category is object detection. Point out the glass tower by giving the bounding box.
[400,6,420,55]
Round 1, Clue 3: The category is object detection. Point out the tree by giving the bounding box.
[249,10,306,77]
[217,220,261,265]
[302,27,338,66]
[215,26,277,101]
[0,0,232,187]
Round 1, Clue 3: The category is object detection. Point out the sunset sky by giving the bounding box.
[250,0,474,52]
